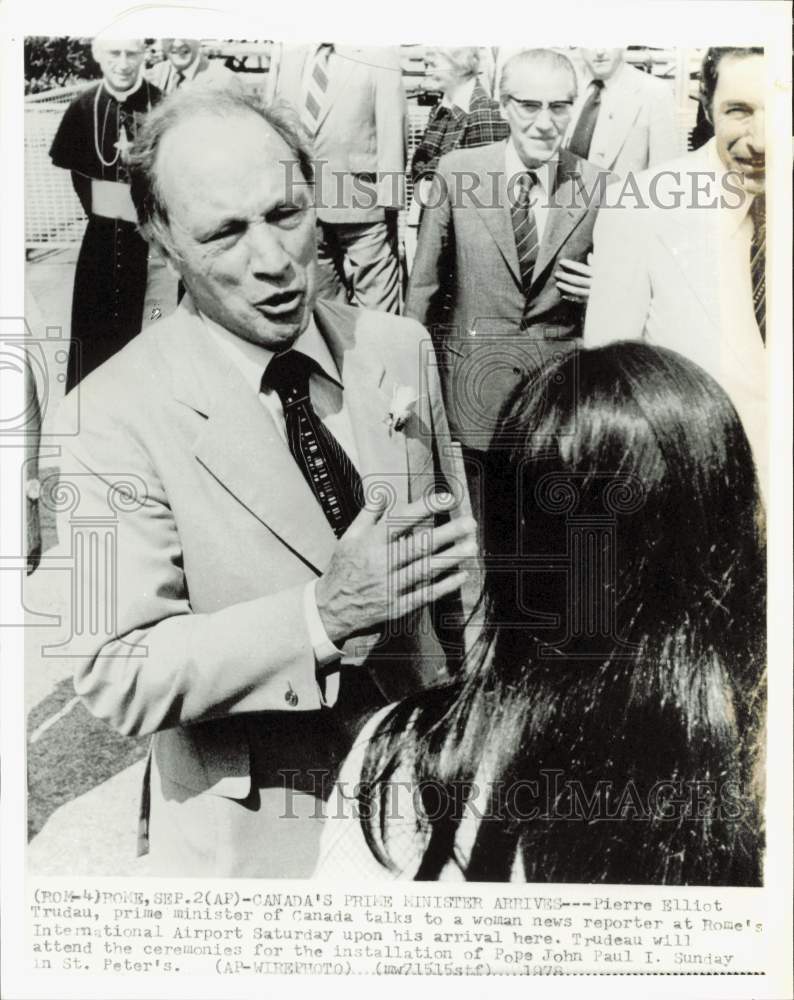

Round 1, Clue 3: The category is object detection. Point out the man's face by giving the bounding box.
[501,62,576,168]
[580,48,624,80]
[94,41,145,92]
[711,54,765,196]
[164,38,201,71]
[158,112,318,351]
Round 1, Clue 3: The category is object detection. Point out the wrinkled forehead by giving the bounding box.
[503,62,576,100]
[156,111,306,210]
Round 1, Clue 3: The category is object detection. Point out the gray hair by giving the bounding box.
[499,48,578,103]
[127,86,315,253]
[437,46,481,81]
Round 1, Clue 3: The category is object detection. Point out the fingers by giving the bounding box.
[395,570,470,618]
[390,515,478,567]
[395,536,478,592]
[555,283,589,301]
[554,270,590,290]
[558,258,592,277]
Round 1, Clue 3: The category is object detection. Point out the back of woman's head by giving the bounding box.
[483,342,763,673]
[364,343,765,885]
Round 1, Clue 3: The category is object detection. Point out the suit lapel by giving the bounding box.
[313,46,356,134]
[531,151,590,285]
[597,71,642,171]
[472,141,522,286]
[166,303,337,573]
[314,301,410,506]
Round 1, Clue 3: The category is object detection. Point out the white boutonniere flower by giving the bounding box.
[385,384,420,434]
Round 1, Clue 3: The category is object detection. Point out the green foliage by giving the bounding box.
[24,37,95,94]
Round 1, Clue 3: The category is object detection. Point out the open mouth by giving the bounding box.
[254,289,304,319]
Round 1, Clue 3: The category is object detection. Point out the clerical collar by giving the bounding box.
[102,72,145,103]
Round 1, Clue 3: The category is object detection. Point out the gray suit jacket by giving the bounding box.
[565,63,679,178]
[406,141,611,448]
[265,44,406,222]
[53,297,469,875]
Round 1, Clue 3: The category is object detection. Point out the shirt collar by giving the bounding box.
[441,75,477,114]
[102,73,144,103]
[199,310,343,395]
[176,54,202,83]
[505,138,558,199]
[585,60,626,94]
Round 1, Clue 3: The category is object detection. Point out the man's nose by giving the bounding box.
[533,107,555,131]
[248,224,292,276]
[746,110,765,152]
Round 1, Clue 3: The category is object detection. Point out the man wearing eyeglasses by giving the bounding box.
[406,49,612,521]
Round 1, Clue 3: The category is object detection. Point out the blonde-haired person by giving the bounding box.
[406,47,509,269]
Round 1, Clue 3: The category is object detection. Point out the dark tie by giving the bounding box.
[750,195,766,342]
[567,79,604,159]
[263,350,363,538]
[173,70,186,91]
[510,171,540,310]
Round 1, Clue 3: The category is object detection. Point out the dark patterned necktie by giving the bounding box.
[750,195,766,342]
[173,70,186,90]
[567,79,604,159]
[263,350,363,537]
[511,171,540,296]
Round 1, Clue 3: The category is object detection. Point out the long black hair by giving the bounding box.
[360,343,766,884]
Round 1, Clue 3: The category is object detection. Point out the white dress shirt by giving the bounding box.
[202,311,361,693]
[504,139,558,242]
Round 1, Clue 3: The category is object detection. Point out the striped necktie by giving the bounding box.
[567,79,604,159]
[263,350,363,538]
[511,171,540,301]
[304,44,333,131]
[750,195,765,342]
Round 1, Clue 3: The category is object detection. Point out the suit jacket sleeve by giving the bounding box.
[584,191,652,345]
[54,391,324,739]
[405,169,455,332]
[374,47,407,210]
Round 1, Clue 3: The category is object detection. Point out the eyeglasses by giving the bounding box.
[503,96,574,122]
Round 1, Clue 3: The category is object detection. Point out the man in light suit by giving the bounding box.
[565,48,679,177]
[585,47,767,494]
[148,38,238,93]
[265,43,406,313]
[53,87,475,877]
[406,49,612,524]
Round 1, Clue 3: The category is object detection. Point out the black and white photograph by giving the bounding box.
[2,0,791,995]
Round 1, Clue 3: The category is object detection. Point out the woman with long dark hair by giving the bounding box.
[316,343,766,884]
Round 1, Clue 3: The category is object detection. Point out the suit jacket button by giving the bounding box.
[285,684,299,707]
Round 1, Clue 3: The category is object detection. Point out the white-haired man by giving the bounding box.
[50,38,162,390]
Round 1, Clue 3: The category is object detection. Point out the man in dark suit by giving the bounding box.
[52,86,475,877]
[406,49,611,521]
